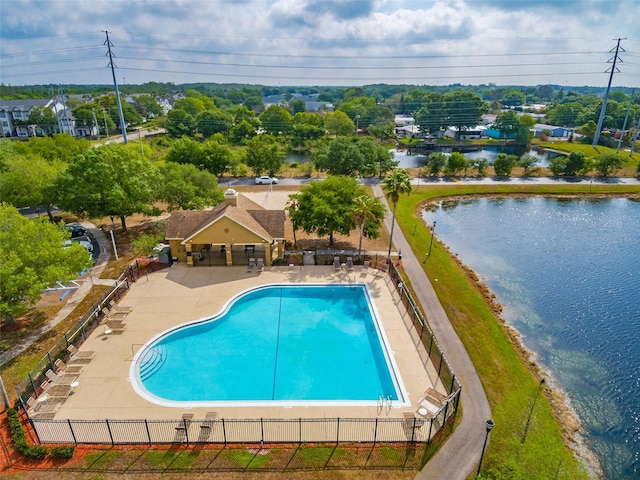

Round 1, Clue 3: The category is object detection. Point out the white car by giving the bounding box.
[255,176,279,185]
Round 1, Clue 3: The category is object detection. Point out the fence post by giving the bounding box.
[67,419,78,444]
[27,373,36,397]
[106,419,114,446]
[427,334,433,358]
[260,418,264,446]
[373,418,378,445]
[427,417,434,444]
[299,418,302,444]
[449,374,456,394]
[222,418,227,445]
[437,352,443,376]
[144,419,152,446]
[336,418,340,444]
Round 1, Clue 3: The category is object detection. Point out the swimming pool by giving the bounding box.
[130,284,407,407]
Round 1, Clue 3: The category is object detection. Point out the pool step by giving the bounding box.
[139,345,167,381]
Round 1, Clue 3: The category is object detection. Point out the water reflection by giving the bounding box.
[422,197,640,480]
[391,146,562,168]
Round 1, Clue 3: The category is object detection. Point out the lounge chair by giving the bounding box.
[198,412,218,440]
[333,256,340,269]
[68,344,96,360]
[45,369,77,385]
[54,359,84,375]
[108,300,132,312]
[346,257,354,270]
[247,258,256,272]
[102,307,129,320]
[256,258,264,272]
[362,260,370,272]
[105,320,126,334]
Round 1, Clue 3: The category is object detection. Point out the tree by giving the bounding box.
[289,99,306,114]
[201,139,233,176]
[445,91,487,134]
[197,109,233,137]
[493,110,521,139]
[415,92,448,135]
[594,153,624,177]
[158,162,224,211]
[54,144,159,231]
[469,158,490,177]
[425,152,447,176]
[518,153,539,177]
[0,204,92,323]
[133,95,163,118]
[493,153,517,176]
[546,102,583,126]
[244,96,265,114]
[173,97,208,117]
[27,106,57,135]
[166,109,197,137]
[549,156,568,176]
[165,137,205,167]
[445,152,467,176]
[351,194,386,258]
[0,153,65,221]
[381,169,412,259]
[324,111,355,136]
[517,114,535,144]
[259,105,293,138]
[564,151,587,176]
[230,119,257,144]
[315,137,364,176]
[288,176,373,247]
[499,90,526,108]
[108,102,142,131]
[244,134,285,176]
[578,120,597,144]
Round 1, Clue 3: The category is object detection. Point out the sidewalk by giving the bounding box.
[372,185,491,480]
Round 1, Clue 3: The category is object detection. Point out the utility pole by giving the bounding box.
[103,30,128,144]
[92,109,101,141]
[617,89,634,153]
[102,109,110,139]
[593,38,625,148]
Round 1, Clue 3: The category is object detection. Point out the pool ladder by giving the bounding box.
[377,394,393,416]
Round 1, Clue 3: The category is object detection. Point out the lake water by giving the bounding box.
[422,197,640,480]
[393,146,562,169]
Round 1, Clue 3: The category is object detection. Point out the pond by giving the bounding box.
[392,146,563,169]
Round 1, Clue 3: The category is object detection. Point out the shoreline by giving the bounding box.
[417,193,637,479]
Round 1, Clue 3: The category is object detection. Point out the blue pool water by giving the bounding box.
[132,284,402,405]
[423,197,640,480]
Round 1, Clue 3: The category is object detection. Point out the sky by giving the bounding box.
[1,0,640,88]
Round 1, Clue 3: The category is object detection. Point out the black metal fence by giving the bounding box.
[15,259,164,408]
[21,258,460,454]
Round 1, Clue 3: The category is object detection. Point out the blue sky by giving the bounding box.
[1,0,639,87]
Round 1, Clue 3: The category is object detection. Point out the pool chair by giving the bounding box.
[416,395,443,418]
[362,260,370,273]
[108,300,132,312]
[54,359,84,375]
[346,257,354,270]
[101,307,129,321]
[247,258,256,272]
[333,256,341,269]
[198,412,218,441]
[256,258,265,272]
[68,344,96,360]
[45,369,78,385]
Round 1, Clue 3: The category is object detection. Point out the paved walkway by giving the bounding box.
[373,185,491,480]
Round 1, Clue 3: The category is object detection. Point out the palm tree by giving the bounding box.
[351,194,385,259]
[381,169,412,261]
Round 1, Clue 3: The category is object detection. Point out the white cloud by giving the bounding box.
[0,0,638,87]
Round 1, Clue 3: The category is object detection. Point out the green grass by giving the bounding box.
[395,184,639,479]
[534,139,640,163]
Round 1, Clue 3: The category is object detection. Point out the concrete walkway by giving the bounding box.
[373,185,492,480]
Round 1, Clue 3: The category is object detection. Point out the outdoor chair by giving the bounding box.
[45,369,77,385]
[247,258,256,272]
[68,344,96,360]
[362,260,370,272]
[102,307,129,321]
[198,412,218,440]
[333,256,340,269]
[417,396,442,418]
[54,359,84,375]
[256,258,264,272]
[346,257,354,270]
[108,299,132,312]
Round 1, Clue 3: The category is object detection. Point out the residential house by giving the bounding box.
[532,123,572,138]
[444,125,487,140]
[0,99,65,138]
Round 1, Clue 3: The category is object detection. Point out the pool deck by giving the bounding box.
[54,264,442,422]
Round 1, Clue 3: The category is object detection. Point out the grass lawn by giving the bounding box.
[394,183,639,479]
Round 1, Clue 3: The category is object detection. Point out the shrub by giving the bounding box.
[6,407,49,460]
[50,445,75,459]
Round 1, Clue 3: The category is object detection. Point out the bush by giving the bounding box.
[50,445,75,459]
[6,407,49,460]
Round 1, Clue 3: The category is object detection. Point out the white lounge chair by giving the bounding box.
[346,257,354,270]
[256,258,264,272]
[333,256,340,269]
[247,258,256,272]
[68,344,96,360]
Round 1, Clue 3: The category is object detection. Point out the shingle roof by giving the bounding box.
[0,99,52,109]
[164,193,285,242]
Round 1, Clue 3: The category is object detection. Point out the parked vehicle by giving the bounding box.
[64,238,93,253]
[66,224,87,238]
[255,176,279,185]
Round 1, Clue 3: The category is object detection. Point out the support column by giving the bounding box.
[185,243,193,267]
[225,243,232,266]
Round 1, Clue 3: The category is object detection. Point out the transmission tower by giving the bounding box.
[592,38,625,148]
[103,30,128,144]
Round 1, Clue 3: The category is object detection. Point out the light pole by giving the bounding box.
[522,377,545,443]
[425,220,437,261]
[477,418,495,478]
